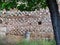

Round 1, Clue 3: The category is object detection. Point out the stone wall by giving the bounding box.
[0,8,54,40]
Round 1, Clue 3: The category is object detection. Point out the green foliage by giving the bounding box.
[17,0,47,11]
[0,0,47,11]
[0,1,17,10]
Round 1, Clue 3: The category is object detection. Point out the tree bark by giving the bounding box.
[46,0,60,45]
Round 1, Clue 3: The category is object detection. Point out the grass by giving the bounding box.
[16,39,56,45]
[0,37,56,45]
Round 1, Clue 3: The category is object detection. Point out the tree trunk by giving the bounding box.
[46,0,60,45]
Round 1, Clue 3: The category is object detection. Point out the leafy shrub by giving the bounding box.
[0,0,47,11]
